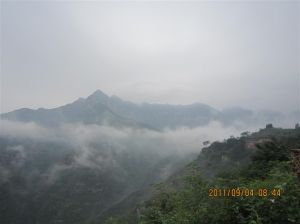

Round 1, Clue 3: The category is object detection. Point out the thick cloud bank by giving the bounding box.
[0,119,262,185]
[0,119,260,152]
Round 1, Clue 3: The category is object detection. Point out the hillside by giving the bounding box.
[103,127,300,223]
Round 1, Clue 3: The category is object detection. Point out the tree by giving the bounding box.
[241,131,250,137]
[202,141,210,146]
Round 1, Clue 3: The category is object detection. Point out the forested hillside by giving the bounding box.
[105,127,300,224]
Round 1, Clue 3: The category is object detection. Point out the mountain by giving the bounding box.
[1,90,205,224]
[0,89,289,130]
[106,127,300,224]
[1,90,219,129]
[1,90,299,224]
[1,90,149,129]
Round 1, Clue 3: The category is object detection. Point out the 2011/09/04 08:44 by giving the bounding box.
[208,188,282,197]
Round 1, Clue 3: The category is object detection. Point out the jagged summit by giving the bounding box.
[86,89,109,101]
[86,89,109,103]
[89,89,108,97]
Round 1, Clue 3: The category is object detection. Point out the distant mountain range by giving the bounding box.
[1,90,299,224]
[1,89,298,129]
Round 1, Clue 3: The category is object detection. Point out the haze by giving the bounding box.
[1,1,299,113]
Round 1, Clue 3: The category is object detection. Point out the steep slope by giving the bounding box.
[138,127,300,224]
[102,127,300,223]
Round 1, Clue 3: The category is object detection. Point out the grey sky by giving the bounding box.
[1,1,299,113]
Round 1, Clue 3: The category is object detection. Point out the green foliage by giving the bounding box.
[241,141,291,180]
[140,140,300,224]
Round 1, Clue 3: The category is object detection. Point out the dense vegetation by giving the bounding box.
[105,128,300,224]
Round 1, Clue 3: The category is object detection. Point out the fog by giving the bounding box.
[0,119,260,184]
[0,119,259,153]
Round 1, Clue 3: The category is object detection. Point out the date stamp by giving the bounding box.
[208,188,282,197]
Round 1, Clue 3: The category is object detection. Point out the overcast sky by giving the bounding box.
[1,1,299,113]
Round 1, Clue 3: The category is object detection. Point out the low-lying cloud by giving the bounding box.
[0,119,262,185]
[0,119,260,153]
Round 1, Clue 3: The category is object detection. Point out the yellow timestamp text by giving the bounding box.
[208,188,282,197]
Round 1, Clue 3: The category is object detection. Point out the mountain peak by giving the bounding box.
[86,89,109,100]
[84,90,110,105]
[90,89,108,97]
